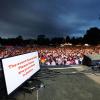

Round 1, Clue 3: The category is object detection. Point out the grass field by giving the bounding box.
[15,67,100,100]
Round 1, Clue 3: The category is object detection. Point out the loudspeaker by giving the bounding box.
[82,54,100,66]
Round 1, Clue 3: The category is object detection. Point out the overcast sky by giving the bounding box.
[0,0,100,39]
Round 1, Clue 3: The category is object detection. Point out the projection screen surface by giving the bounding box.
[2,51,40,95]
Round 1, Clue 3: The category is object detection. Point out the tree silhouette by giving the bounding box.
[15,35,23,45]
[83,27,100,45]
[37,35,50,45]
[51,37,64,45]
[66,36,70,43]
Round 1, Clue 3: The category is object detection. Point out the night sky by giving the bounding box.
[0,0,100,39]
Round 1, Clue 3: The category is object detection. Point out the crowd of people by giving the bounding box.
[39,46,100,66]
[0,45,100,66]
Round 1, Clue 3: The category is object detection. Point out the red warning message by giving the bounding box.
[8,56,37,77]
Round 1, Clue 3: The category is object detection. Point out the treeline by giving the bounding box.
[0,27,100,46]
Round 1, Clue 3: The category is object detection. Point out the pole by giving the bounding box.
[36,89,39,100]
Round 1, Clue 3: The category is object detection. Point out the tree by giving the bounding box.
[83,27,100,45]
[15,35,23,45]
[51,37,64,45]
[70,37,76,44]
[37,35,50,45]
[66,36,70,43]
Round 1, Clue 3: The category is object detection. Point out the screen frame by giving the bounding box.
[1,51,40,95]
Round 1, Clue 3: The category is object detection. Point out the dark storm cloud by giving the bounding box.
[0,0,100,38]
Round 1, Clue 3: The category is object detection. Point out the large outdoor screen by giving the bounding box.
[2,51,40,95]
